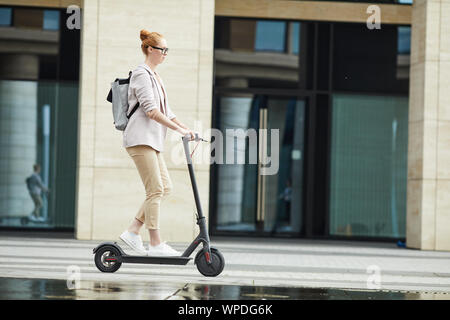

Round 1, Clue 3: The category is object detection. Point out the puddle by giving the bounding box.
[0,277,448,300]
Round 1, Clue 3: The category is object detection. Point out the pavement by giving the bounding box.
[0,277,436,300]
[0,232,450,299]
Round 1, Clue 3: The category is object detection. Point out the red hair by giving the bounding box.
[140,29,164,56]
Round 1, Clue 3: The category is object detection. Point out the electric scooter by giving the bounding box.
[93,134,225,277]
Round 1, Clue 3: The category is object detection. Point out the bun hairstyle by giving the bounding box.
[140,29,164,55]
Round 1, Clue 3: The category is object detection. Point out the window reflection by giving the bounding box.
[214,95,305,235]
[333,23,409,93]
[0,6,79,230]
[214,18,300,89]
[255,21,286,52]
[213,18,411,240]
[0,7,12,26]
[43,10,60,30]
[216,95,256,231]
[329,94,408,238]
[14,8,43,29]
[397,26,410,80]
[290,22,300,55]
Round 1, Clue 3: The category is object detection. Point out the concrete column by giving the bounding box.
[76,0,215,242]
[407,0,450,251]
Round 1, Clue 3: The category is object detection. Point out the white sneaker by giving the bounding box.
[147,242,181,256]
[119,230,147,255]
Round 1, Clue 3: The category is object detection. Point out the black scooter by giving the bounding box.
[93,134,225,277]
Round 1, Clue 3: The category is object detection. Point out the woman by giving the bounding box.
[120,29,195,256]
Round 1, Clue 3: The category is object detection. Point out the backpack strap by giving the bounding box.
[126,70,140,119]
[106,88,112,103]
[126,102,140,119]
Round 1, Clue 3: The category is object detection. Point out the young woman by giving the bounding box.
[120,29,195,256]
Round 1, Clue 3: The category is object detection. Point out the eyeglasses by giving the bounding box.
[151,46,169,55]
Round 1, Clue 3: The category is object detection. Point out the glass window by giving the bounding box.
[397,26,410,80]
[214,17,301,89]
[290,22,300,55]
[333,23,410,93]
[214,94,305,235]
[213,18,410,240]
[43,10,59,30]
[0,80,79,229]
[263,97,305,234]
[0,7,12,26]
[0,6,80,231]
[398,26,411,54]
[329,94,408,238]
[215,95,257,232]
[13,8,43,29]
[255,20,286,52]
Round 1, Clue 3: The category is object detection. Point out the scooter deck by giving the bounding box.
[93,242,192,265]
[120,255,191,265]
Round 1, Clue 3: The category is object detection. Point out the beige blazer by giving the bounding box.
[123,63,177,152]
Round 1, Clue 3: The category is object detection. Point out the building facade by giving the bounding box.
[0,0,448,251]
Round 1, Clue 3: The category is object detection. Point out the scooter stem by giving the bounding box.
[182,133,206,220]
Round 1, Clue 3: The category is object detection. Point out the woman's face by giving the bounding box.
[148,38,168,65]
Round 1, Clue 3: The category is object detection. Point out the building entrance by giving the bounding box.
[212,94,307,237]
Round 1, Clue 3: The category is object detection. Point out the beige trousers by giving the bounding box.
[126,145,173,229]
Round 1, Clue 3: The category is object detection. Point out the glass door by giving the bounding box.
[213,94,306,236]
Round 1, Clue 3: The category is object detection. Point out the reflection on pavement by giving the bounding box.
[1,277,449,300]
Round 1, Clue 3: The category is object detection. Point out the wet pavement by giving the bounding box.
[2,235,450,296]
[0,277,449,300]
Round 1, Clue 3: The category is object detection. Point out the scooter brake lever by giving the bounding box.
[194,133,209,142]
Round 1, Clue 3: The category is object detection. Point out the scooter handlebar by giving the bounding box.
[182,133,208,142]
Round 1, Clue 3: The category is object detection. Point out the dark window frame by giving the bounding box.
[0,5,81,233]
[210,16,410,242]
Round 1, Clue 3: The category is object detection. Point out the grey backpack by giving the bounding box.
[106,71,140,131]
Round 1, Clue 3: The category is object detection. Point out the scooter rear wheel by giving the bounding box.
[94,245,122,273]
[195,247,225,277]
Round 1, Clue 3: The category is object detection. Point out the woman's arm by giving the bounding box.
[132,69,193,138]
[171,118,189,130]
[146,109,193,137]
[172,118,195,138]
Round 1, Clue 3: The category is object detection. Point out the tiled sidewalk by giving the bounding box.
[0,235,449,294]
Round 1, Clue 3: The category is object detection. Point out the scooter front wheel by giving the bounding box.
[94,245,122,273]
[195,247,225,277]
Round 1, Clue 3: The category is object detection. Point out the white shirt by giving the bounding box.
[123,63,176,152]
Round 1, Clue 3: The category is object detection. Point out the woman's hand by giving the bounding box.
[177,127,195,140]
[186,129,196,141]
